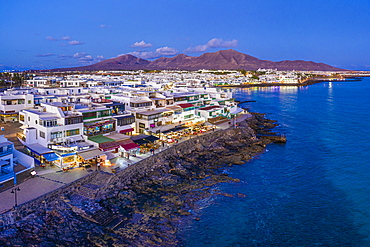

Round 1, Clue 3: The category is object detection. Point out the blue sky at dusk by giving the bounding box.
[1,0,370,70]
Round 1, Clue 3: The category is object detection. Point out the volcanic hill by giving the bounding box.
[50,49,343,71]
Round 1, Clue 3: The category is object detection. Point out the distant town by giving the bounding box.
[0,69,368,192]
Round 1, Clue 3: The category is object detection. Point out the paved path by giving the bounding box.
[0,114,251,213]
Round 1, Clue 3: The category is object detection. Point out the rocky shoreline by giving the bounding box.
[0,113,283,246]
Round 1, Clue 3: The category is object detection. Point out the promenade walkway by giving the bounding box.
[0,114,251,213]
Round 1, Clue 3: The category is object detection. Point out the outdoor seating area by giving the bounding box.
[150,123,216,151]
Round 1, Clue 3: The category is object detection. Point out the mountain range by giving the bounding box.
[50,49,344,71]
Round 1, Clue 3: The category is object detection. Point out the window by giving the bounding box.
[40,131,45,139]
[83,112,97,120]
[51,132,63,139]
[139,123,145,128]
[130,102,152,108]
[148,113,161,120]
[19,114,24,122]
[183,107,194,112]
[66,129,80,136]
[97,110,111,118]
[43,119,57,127]
[117,116,135,126]
[174,97,187,102]
[65,116,83,125]
[28,100,31,104]
[18,99,25,104]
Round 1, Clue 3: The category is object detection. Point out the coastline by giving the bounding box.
[0,113,283,246]
[217,77,362,88]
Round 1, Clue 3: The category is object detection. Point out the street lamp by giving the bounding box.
[11,187,20,207]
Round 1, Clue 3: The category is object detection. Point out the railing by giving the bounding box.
[0,148,12,157]
[0,172,15,182]
[16,133,26,142]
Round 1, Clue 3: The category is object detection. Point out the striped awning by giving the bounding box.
[99,142,119,151]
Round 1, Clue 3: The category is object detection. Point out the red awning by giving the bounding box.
[199,105,222,111]
[99,142,119,151]
[119,128,134,134]
[120,142,139,151]
[177,103,194,108]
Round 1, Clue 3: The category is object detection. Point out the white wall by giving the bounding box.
[13,149,34,168]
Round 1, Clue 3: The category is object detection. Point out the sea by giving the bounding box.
[179,77,370,246]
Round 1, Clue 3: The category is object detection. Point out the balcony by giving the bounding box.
[0,146,13,157]
[16,133,26,142]
[0,172,14,183]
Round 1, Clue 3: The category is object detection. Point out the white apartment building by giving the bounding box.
[18,103,84,147]
[24,78,48,87]
[0,93,34,122]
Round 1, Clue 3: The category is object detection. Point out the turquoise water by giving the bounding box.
[180,78,370,246]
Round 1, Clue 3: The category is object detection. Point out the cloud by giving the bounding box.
[73,52,88,58]
[46,35,80,44]
[59,54,73,58]
[59,54,73,60]
[184,38,238,53]
[78,55,94,62]
[78,55,105,64]
[64,52,105,64]
[156,47,178,56]
[69,40,85,45]
[96,55,105,61]
[131,41,153,48]
[46,36,58,41]
[128,46,178,59]
[35,53,55,57]
[128,51,156,59]
[99,24,108,28]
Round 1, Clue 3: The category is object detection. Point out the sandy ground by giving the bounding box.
[0,122,24,150]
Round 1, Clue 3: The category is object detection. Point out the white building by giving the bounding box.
[0,93,34,122]
[19,103,84,147]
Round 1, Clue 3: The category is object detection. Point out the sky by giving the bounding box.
[1,0,370,71]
